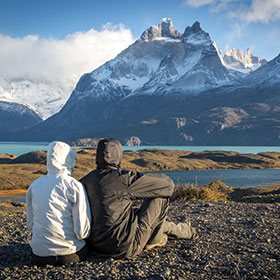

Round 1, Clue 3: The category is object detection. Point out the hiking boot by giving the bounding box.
[145,234,168,250]
[184,218,198,239]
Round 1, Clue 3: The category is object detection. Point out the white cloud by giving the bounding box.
[183,0,280,23]
[239,0,280,23]
[0,24,135,89]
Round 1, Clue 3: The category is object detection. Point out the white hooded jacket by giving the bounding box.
[26,141,91,257]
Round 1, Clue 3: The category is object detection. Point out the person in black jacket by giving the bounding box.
[80,138,196,259]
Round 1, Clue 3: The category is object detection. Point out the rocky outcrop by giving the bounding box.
[124,136,142,146]
[70,138,100,147]
[139,18,181,41]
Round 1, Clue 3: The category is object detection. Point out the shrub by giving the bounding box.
[171,179,233,202]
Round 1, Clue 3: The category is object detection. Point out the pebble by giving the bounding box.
[0,201,279,279]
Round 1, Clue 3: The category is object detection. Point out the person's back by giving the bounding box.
[82,168,139,257]
[81,138,196,259]
[26,141,91,265]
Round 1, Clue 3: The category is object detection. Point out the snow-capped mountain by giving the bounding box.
[0,78,74,119]
[6,19,280,146]
[71,19,243,104]
[0,100,41,134]
[223,48,267,74]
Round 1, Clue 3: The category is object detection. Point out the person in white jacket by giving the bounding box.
[26,141,91,266]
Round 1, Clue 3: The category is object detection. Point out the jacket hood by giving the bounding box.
[96,138,122,169]
[47,141,76,175]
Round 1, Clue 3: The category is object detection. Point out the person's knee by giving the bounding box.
[147,197,169,209]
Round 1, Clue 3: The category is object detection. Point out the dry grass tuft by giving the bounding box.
[171,179,233,202]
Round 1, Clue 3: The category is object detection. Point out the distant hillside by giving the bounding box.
[0,101,41,136]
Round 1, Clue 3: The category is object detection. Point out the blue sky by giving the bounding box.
[1,0,280,59]
[0,0,279,89]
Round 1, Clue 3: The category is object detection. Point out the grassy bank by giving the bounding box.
[1,179,280,209]
[172,180,280,203]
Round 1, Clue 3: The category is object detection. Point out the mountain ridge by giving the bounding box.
[0,100,42,135]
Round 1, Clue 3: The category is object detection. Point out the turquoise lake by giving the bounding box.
[1,142,280,156]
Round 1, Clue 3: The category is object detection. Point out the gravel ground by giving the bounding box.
[0,201,279,280]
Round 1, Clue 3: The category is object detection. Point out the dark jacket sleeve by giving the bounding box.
[127,172,175,200]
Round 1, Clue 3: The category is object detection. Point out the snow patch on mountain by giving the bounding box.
[0,78,74,119]
[116,76,150,91]
[0,100,39,116]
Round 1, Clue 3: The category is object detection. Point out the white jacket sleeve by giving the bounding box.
[26,186,34,232]
[71,181,91,240]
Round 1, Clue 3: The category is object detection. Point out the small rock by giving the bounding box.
[161,267,171,277]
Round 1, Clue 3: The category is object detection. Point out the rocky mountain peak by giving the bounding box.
[223,48,267,73]
[183,21,200,35]
[246,48,252,57]
[224,49,248,62]
[191,21,201,32]
[183,21,211,44]
[139,18,181,41]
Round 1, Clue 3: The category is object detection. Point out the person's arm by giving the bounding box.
[25,186,34,232]
[71,181,92,240]
[128,172,175,200]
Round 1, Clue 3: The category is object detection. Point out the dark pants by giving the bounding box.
[32,245,88,266]
[127,197,194,258]
[127,198,169,258]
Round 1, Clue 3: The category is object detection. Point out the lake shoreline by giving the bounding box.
[1,148,280,201]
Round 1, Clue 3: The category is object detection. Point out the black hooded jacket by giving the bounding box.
[80,138,174,258]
